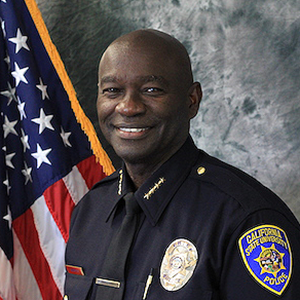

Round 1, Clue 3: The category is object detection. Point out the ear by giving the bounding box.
[188,82,202,119]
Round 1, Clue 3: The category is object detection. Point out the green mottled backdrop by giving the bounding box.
[36,0,300,220]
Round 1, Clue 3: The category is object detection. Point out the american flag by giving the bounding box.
[0,0,114,299]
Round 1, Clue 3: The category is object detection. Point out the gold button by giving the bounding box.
[64,295,68,300]
[197,166,206,175]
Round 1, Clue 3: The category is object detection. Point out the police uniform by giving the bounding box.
[64,136,300,299]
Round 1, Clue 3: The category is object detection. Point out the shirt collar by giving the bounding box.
[106,136,201,225]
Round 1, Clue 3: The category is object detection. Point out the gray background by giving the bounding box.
[36,0,300,220]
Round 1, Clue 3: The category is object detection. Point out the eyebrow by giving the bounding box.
[100,75,169,87]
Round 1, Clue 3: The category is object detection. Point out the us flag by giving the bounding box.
[0,0,114,299]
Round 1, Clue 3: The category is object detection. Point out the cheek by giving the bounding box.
[96,97,115,123]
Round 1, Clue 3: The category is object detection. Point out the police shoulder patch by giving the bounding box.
[238,224,292,296]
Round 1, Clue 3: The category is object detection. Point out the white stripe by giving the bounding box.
[12,230,42,300]
[0,246,16,300]
[63,165,89,205]
[31,196,66,296]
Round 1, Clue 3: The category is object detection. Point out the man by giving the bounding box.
[64,29,300,299]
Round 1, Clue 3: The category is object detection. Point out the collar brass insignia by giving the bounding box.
[144,177,166,200]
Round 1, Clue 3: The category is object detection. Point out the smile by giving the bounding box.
[115,126,151,139]
[118,127,149,133]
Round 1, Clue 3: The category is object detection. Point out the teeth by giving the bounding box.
[119,127,147,133]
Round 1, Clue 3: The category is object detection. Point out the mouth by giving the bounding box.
[118,127,149,133]
[115,126,151,139]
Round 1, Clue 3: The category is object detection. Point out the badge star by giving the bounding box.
[22,161,33,184]
[8,28,30,53]
[60,127,72,147]
[254,244,286,277]
[3,206,12,230]
[11,62,29,86]
[20,128,30,152]
[31,108,54,134]
[6,152,16,169]
[36,77,49,100]
[31,143,52,168]
[1,82,17,106]
[3,115,18,138]
[17,96,27,120]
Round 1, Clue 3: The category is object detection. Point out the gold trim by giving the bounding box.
[144,177,166,200]
[23,0,114,176]
[117,169,123,195]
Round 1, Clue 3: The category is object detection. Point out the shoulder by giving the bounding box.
[90,169,119,190]
[71,169,119,219]
[191,150,299,228]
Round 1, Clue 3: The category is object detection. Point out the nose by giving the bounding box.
[115,91,146,117]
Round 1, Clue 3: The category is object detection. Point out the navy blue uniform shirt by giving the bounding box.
[64,136,300,299]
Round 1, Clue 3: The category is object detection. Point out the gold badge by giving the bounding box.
[160,238,198,291]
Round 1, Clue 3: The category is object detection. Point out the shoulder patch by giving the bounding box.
[238,224,292,296]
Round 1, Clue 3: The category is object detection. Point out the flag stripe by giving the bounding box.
[0,1,114,298]
[0,247,16,300]
[13,208,61,300]
[76,155,107,189]
[12,230,42,300]
[43,179,74,242]
[31,196,66,296]
[63,164,89,205]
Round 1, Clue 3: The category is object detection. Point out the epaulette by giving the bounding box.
[90,169,119,190]
[192,151,288,215]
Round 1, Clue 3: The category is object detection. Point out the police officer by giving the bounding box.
[64,29,300,299]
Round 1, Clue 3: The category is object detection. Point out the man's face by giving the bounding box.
[97,42,199,166]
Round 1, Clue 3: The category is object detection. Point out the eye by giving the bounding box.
[102,87,121,94]
[102,87,123,98]
[142,87,165,95]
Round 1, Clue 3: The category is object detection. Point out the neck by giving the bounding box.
[123,137,189,189]
[124,161,163,190]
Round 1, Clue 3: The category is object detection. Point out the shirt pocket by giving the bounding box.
[64,273,94,300]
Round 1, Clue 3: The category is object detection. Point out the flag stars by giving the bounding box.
[3,206,12,230]
[3,176,11,195]
[1,82,17,106]
[60,127,72,147]
[32,143,52,168]
[20,128,30,152]
[22,162,33,184]
[9,28,30,53]
[17,96,27,120]
[5,152,16,169]
[32,108,54,134]
[36,78,49,100]
[3,115,18,138]
[4,52,10,68]
[1,19,5,37]
[11,62,29,86]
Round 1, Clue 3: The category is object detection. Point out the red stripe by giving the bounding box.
[43,179,74,242]
[13,209,61,299]
[77,155,106,189]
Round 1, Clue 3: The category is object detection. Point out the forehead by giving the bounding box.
[99,42,177,82]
